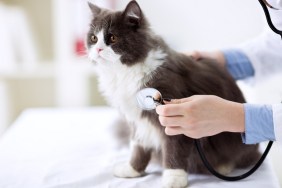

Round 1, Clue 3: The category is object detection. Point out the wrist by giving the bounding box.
[214,51,226,68]
[225,101,245,133]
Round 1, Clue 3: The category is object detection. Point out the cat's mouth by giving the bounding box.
[97,51,114,62]
[90,53,108,63]
[88,47,121,63]
[99,56,116,64]
[97,54,106,61]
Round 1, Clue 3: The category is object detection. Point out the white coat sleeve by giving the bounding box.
[239,10,282,81]
[273,104,282,142]
[238,8,282,142]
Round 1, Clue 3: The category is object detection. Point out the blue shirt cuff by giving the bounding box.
[241,104,275,144]
[223,49,255,80]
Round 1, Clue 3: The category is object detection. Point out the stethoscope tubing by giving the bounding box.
[195,139,273,181]
[190,1,278,179]
[258,0,282,38]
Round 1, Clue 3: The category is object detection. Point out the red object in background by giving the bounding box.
[75,38,86,56]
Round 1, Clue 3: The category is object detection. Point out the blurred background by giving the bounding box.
[0,0,282,185]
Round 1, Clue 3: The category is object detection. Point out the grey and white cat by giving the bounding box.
[86,1,260,187]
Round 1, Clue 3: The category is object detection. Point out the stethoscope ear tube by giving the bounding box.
[258,0,282,39]
[194,139,273,181]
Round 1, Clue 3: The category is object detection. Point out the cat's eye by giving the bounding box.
[90,35,98,43]
[109,34,117,44]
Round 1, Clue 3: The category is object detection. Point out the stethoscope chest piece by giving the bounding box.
[136,88,163,110]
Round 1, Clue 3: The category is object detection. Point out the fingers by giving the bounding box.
[169,98,193,104]
[187,51,226,67]
[185,51,201,60]
[156,104,184,116]
[156,98,192,116]
[156,97,196,137]
[190,51,202,60]
[164,126,183,136]
[157,107,186,136]
[158,116,183,127]
[158,112,188,136]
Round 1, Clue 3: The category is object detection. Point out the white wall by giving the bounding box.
[0,82,10,135]
[116,0,265,51]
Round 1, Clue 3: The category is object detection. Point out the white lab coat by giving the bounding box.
[239,1,282,142]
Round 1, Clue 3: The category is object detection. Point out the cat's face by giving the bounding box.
[87,1,151,66]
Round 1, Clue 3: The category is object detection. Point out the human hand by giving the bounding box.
[186,51,226,68]
[156,95,245,139]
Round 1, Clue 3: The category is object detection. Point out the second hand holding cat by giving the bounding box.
[156,95,245,138]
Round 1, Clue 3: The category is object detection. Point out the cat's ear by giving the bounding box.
[88,2,101,16]
[123,0,143,28]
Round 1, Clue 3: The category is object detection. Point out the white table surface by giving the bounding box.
[0,107,280,188]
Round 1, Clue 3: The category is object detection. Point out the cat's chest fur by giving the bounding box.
[94,49,166,149]
[96,61,144,121]
[95,49,165,118]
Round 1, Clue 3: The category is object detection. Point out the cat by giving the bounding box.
[86,1,260,187]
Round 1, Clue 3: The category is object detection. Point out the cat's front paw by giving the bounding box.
[162,169,188,188]
[113,162,143,178]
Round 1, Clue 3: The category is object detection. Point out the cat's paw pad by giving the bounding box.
[113,163,142,178]
[162,169,188,188]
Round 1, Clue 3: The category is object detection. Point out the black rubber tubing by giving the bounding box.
[258,0,282,39]
[194,139,273,181]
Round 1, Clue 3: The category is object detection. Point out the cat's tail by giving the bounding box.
[111,114,131,148]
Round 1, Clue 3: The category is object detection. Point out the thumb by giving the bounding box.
[164,97,193,104]
[189,51,202,60]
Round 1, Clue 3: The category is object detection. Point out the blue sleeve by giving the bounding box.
[241,104,276,144]
[223,49,255,80]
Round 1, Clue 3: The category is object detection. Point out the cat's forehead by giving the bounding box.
[90,20,109,33]
[90,11,121,33]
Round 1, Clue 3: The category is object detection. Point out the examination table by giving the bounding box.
[0,107,280,188]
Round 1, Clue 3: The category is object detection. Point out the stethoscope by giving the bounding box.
[136,88,273,181]
[258,0,282,38]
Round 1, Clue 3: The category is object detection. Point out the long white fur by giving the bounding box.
[88,30,167,150]
[114,162,142,178]
[162,169,188,188]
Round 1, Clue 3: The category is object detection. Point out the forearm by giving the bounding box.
[222,100,245,134]
[222,101,276,144]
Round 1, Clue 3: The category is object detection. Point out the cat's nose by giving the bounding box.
[97,48,103,53]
